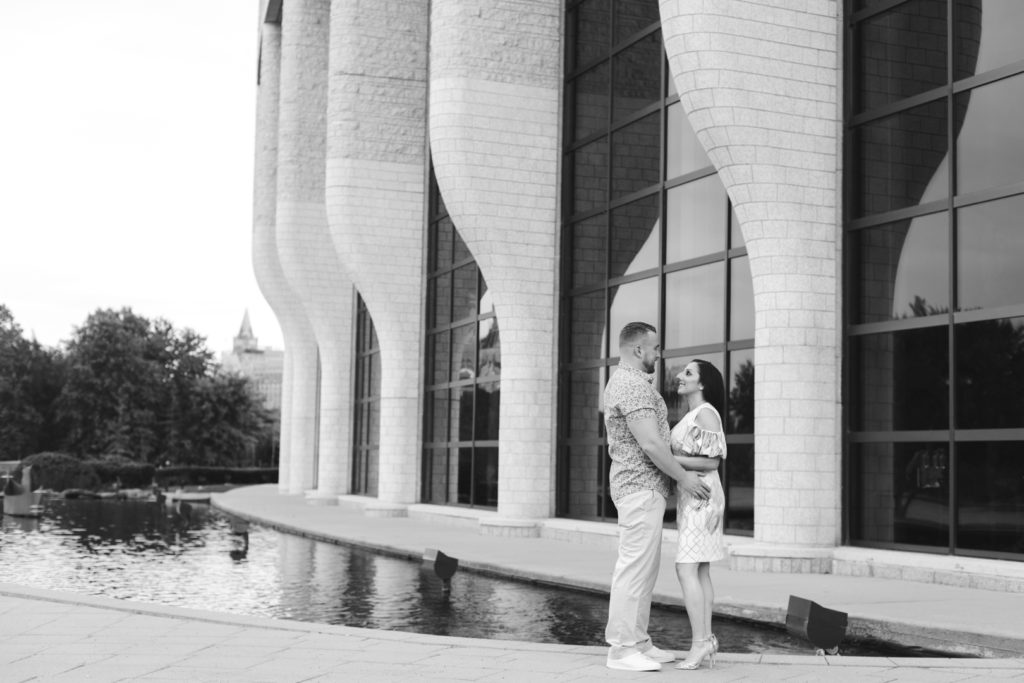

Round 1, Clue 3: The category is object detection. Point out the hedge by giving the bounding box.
[154,466,278,488]
[15,452,100,492]
[12,453,277,493]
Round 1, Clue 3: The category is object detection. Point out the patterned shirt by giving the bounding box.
[603,364,672,503]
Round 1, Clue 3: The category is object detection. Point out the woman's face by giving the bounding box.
[676,362,702,396]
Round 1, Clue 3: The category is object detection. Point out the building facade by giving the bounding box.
[221,311,285,414]
[252,0,1024,577]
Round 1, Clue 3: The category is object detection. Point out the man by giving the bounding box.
[603,321,711,672]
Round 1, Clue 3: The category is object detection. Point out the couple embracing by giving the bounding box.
[603,321,727,672]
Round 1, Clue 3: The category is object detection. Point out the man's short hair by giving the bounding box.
[618,321,657,348]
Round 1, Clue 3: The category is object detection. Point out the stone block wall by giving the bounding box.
[253,18,319,494]
[429,0,562,522]
[276,0,355,497]
[325,0,430,506]
[660,0,843,549]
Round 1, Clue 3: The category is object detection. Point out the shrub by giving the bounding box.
[154,466,278,488]
[16,452,99,491]
[85,457,156,489]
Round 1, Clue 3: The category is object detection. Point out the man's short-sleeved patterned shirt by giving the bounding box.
[604,364,672,503]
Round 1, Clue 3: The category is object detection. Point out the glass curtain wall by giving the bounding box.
[422,168,501,508]
[351,292,380,496]
[846,0,1024,559]
[559,0,755,532]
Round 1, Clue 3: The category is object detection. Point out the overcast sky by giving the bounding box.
[0,0,283,355]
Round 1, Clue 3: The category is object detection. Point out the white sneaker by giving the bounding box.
[641,645,676,663]
[606,651,662,672]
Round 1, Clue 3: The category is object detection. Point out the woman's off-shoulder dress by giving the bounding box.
[670,402,727,563]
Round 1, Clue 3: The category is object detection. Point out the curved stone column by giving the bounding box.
[276,0,355,501]
[660,0,841,554]
[429,0,561,525]
[253,18,319,494]
[325,0,429,509]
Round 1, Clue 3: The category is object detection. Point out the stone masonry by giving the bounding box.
[275,0,354,497]
[325,0,430,509]
[660,0,842,559]
[252,13,319,494]
[429,0,562,527]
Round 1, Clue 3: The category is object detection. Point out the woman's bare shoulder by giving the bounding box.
[694,405,723,431]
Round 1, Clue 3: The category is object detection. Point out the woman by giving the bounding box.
[670,359,727,670]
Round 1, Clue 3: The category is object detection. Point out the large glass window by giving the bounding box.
[422,169,500,508]
[846,0,1024,560]
[351,293,380,496]
[560,0,755,533]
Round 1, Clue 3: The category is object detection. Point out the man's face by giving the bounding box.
[637,331,661,374]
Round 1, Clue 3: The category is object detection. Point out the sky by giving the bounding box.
[0,0,283,355]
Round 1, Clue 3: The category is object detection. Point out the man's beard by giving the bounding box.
[642,359,656,374]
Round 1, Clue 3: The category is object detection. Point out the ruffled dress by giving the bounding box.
[670,402,727,563]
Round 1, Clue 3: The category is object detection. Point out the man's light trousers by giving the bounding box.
[605,489,666,656]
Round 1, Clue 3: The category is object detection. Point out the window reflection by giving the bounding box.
[574,64,610,142]
[724,443,753,531]
[850,327,949,432]
[665,176,727,262]
[850,442,949,549]
[429,332,450,385]
[613,0,659,42]
[429,273,452,328]
[957,441,1024,554]
[572,0,610,69]
[729,257,754,341]
[569,291,606,362]
[452,323,476,382]
[854,99,948,218]
[569,369,604,439]
[958,196,1024,310]
[608,278,658,354]
[850,214,949,324]
[612,32,661,122]
[611,112,660,198]
[956,76,1024,195]
[609,194,660,279]
[452,264,477,322]
[666,103,710,179]
[352,294,380,496]
[847,0,1024,560]
[432,217,453,272]
[728,349,754,435]
[571,216,607,289]
[665,263,725,349]
[424,170,500,509]
[854,0,948,114]
[955,1,1024,78]
[729,207,743,248]
[955,317,1024,429]
[572,137,608,215]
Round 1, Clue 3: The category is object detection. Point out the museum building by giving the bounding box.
[253,0,1024,580]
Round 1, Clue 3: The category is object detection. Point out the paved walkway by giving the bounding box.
[2,484,1024,681]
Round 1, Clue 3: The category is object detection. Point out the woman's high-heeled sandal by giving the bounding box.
[675,637,716,670]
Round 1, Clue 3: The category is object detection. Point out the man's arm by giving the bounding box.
[627,416,710,499]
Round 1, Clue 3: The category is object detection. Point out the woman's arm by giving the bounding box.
[674,454,720,472]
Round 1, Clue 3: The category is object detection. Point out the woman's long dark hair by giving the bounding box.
[692,358,725,418]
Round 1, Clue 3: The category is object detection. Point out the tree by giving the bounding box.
[0,305,66,459]
[57,307,268,464]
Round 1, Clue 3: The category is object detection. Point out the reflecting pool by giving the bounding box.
[0,497,933,656]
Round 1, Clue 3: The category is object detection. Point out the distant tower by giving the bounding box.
[233,310,259,355]
[221,311,284,413]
